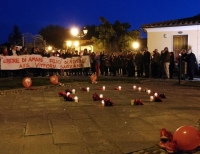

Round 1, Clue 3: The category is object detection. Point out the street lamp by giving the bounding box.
[132,42,139,50]
[66,41,72,47]
[47,46,52,51]
[70,27,88,52]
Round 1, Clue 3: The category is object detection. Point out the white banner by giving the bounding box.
[0,55,91,70]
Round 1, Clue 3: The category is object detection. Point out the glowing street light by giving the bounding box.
[71,28,79,36]
[66,41,72,47]
[70,27,88,52]
[74,41,79,47]
[47,46,52,51]
[132,42,139,50]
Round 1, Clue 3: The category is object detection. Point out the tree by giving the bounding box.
[95,17,116,51]
[39,25,68,48]
[113,20,132,51]
[8,25,22,45]
[93,17,141,52]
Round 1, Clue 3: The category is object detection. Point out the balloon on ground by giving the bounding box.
[22,77,32,88]
[50,75,59,85]
[173,125,200,151]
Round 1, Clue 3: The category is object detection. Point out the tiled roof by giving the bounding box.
[141,14,200,28]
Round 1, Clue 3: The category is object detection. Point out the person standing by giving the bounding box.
[151,49,161,78]
[102,52,110,76]
[135,50,143,77]
[1,46,9,77]
[143,47,151,78]
[162,47,170,79]
[121,52,127,76]
[127,52,135,77]
[8,45,19,56]
[100,51,104,76]
[94,52,101,76]
[186,47,197,80]
[169,52,175,79]
[8,45,19,77]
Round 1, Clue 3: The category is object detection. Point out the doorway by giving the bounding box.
[173,35,188,58]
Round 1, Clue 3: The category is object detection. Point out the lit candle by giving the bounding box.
[133,85,136,90]
[102,86,105,91]
[74,96,78,102]
[147,90,151,94]
[86,87,90,92]
[118,86,121,90]
[138,87,141,92]
[99,94,103,98]
[131,99,134,105]
[101,100,105,106]
[72,89,75,94]
[154,93,158,97]
[150,96,154,101]
[66,92,70,96]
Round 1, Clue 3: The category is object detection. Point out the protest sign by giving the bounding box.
[0,55,90,70]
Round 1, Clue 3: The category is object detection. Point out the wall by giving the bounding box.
[74,45,93,52]
[145,25,200,63]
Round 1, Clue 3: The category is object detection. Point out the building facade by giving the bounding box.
[142,14,200,63]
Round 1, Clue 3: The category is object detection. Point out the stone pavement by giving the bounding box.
[0,79,200,154]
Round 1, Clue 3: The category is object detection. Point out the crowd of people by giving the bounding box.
[0,45,198,80]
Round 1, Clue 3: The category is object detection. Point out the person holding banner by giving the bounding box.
[8,45,19,56]
[18,47,29,77]
[9,45,19,77]
[31,47,41,77]
[0,46,9,77]
[59,50,65,76]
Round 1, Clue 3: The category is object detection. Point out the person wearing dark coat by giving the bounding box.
[121,52,127,76]
[176,49,187,79]
[135,50,143,77]
[102,52,110,76]
[143,47,151,78]
[186,48,197,80]
[127,53,135,77]
[151,49,161,78]
[169,52,175,79]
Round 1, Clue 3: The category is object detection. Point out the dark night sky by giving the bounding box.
[0,0,200,44]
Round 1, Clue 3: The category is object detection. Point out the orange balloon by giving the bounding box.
[90,74,97,83]
[173,126,200,151]
[22,77,32,88]
[50,75,58,85]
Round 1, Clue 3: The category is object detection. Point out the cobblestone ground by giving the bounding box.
[0,79,200,154]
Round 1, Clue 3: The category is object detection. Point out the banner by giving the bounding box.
[0,55,91,70]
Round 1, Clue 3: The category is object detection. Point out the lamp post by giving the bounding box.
[70,27,88,53]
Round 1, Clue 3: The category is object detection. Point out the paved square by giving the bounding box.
[0,81,199,154]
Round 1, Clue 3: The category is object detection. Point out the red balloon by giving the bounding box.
[22,77,32,88]
[173,126,200,151]
[50,75,58,85]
